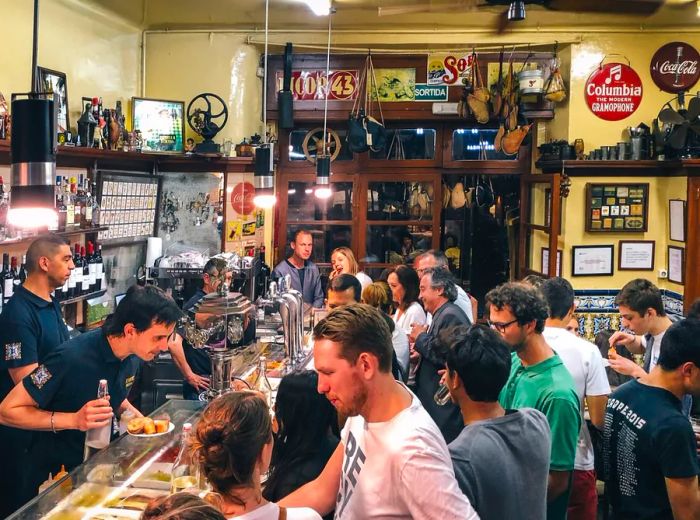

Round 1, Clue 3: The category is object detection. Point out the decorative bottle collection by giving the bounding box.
[55,240,105,301]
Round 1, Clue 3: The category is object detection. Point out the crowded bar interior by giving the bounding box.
[0,0,700,518]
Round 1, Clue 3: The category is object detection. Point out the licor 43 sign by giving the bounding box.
[585,63,643,121]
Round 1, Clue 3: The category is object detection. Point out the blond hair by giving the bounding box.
[331,247,359,275]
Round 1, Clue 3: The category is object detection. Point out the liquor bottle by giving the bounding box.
[81,246,91,295]
[66,178,76,228]
[2,254,12,304]
[256,246,271,299]
[18,255,27,284]
[85,379,112,449]
[251,356,273,408]
[0,176,8,240]
[94,243,104,291]
[57,177,67,232]
[82,179,93,229]
[90,181,100,227]
[87,242,97,293]
[72,244,83,296]
[170,423,199,493]
[11,257,20,290]
[0,279,3,314]
[71,177,82,229]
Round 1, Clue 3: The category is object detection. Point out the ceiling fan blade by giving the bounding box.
[544,0,663,15]
[687,96,700,120]
[669,124,689,150]
[659,107,687,125]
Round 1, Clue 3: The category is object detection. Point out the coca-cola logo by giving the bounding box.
[585,63,643,122]
[650,42,700,93]
[230,182,255,215]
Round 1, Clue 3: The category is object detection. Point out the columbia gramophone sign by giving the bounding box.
[585,63,643,121]
[650,42,700,93]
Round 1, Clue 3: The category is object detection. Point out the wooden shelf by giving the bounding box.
[0,140,254,173]
[536,158,684,176]
[59,288,107,306]
[0,226,108,248]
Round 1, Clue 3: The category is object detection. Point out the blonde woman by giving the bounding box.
[329,247,372,291]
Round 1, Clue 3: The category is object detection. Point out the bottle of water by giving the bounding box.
[171,423,199,493]
[252,356,273,408]
[85,379,112,449]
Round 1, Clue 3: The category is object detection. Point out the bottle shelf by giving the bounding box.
[0,226,109,248]
[58,288,107,306]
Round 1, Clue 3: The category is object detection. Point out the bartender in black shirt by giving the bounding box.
[169,258,229,400]
[0,285,182,504]
[0,234,73,516]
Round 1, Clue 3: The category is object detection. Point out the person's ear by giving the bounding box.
[680,362,695,380]
[357,352,375,379]
[123,322,137,339]
[38,256,50,273]
[447,368,462,391]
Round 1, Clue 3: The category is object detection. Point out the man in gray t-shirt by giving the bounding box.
[437,324,551,520]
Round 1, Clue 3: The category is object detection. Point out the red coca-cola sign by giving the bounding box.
[650,42,700,93]
[585,63,643,121]
[230,182,255,215]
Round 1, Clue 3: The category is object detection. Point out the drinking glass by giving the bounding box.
[434,383,452,406]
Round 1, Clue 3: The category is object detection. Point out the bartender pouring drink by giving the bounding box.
[0,285,182,503]
[0,234,74,516]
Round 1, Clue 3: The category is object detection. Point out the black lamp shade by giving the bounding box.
[508,1,526,21]
[316,156,330,185]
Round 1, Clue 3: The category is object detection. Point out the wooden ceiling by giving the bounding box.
[85,0,700,31]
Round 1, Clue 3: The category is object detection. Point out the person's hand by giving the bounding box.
[409,346,421,365]
[409,323,428,343]
[75,398,113,432]
[608,354,646,378]
[186,373,210,392]
[609,331,637,349]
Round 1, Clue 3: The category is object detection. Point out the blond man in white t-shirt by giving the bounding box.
[279,304,479,520]
[540,277,610,520]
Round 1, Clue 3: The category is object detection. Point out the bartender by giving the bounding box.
[273,229,324,308]
[0,235,73,517]
[169,258,228,400]
[0,285,182,504]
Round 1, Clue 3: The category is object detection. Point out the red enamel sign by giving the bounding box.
[585,63,643,121]
[231,182,255,215]
[650,42,700,93]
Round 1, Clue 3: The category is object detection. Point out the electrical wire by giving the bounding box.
[322,6,333,155]
[262,0,270,143]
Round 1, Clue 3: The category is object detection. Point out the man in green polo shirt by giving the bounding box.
[486,282,580,520]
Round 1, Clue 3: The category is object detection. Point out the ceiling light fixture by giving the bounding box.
[8,0,57,229]
[253,0,277,209]
[304,0,331,16]
[507,1,526,21]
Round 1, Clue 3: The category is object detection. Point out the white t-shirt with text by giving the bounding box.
[543,326,611,471]
[336,384,479,519]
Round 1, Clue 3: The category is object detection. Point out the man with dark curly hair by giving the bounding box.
[486,282,580,520]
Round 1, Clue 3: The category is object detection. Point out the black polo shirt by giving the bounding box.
[0,285,69,401]
[22,328,140,498]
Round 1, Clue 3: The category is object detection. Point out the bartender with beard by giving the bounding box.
[169,258,229,400]
[0,235,74,517]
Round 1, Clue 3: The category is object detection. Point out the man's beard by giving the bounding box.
[337,373,369,418]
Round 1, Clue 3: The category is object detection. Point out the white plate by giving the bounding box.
[128,422,175,438]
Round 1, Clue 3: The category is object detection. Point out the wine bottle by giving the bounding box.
[2,253,13,304]
[18,255,27,284]
[87,242,97,293]
[11,256,20,290]
[81,246,90,295]
[72,244,82,296]
[94,243,104,291]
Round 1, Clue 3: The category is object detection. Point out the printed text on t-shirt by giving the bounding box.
[607,397,647,430]
[337,431,366,517]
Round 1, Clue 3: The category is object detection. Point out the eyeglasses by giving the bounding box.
[487,318,519,333]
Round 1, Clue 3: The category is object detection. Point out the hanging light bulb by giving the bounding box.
[8,0,57,229]
[314,4,334,202]
[253,144,276,209]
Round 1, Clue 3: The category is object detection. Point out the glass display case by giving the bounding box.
[9,400,204,520]
[369,128,436,161]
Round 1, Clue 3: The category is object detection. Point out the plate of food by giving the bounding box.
[127,417,174,437]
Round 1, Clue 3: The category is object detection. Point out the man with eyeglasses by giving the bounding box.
[486,282,580,520]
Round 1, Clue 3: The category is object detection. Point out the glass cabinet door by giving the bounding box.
[287,181,354,222]
[366,181,434,221]
[451,128,519,161]
[369,128,437,160]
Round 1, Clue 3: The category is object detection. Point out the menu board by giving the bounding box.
[97,173,160,242]
[585,183,649,232]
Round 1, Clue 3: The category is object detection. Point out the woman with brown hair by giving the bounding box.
[142,492,226,520]
[329,247,372,291]
[387,265,426,336]
[362,282,408,377]
[192,392,321,520]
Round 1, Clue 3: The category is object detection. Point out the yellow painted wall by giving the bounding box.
[0,0,141,133]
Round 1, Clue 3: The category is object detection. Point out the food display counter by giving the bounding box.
[8,400,204,520]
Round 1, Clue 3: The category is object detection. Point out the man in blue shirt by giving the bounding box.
[273,229,324,308]
[0,284,182,506]
[0,234,73,517]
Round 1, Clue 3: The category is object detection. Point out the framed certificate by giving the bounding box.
[572,245,614,276]
[669,199,686,243]
[618,240,655,271]
[668,246,685,285]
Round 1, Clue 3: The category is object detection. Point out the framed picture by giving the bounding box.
[36,67,69,135]
[572,245,614,276]
[669,199,686,242]
[618,240,655,271]
[541,247,562,277]
[131,97,185,153]
[668,246,685,285]
[585,183,648,232]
